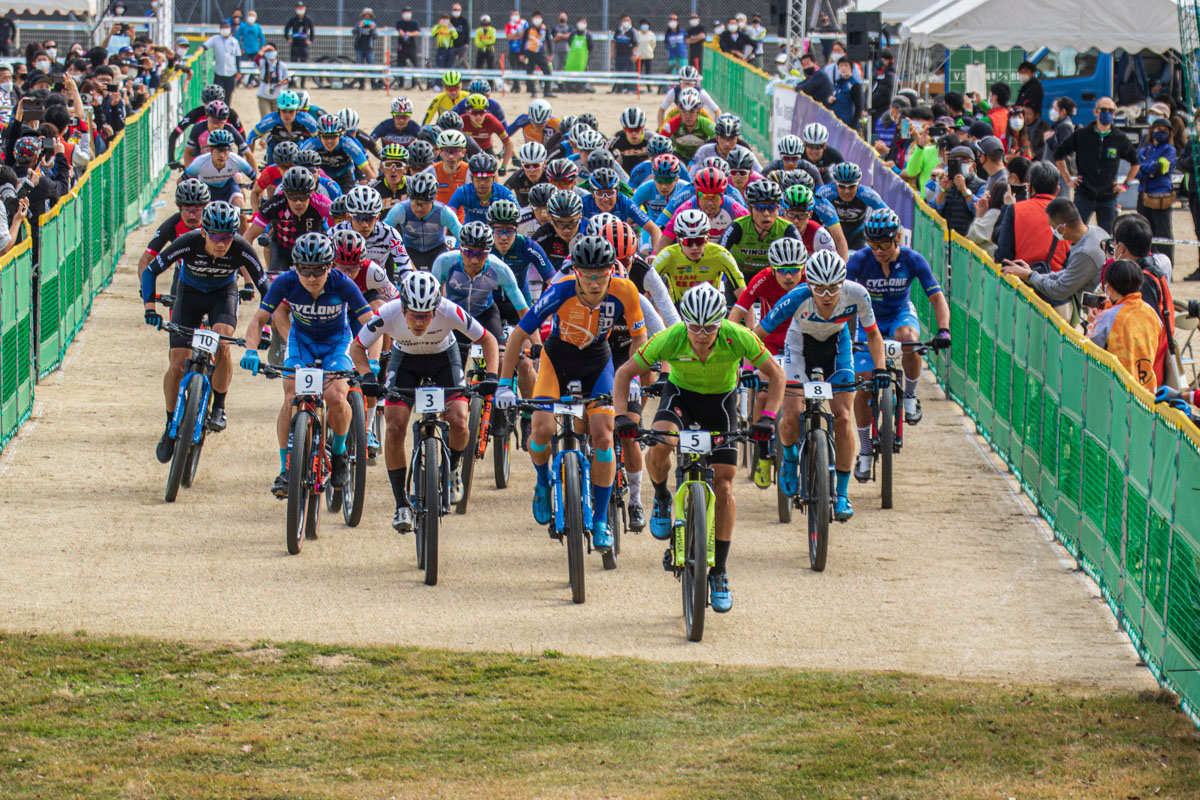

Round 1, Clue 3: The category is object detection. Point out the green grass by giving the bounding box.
[1,632,1198,799]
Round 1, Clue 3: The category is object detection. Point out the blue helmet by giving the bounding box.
[651,154,681,180]
[468,78,491,96]
[277,90,301,111]
[831,161,862,185]
[291,232,335,266]
[589,167,619,191]
[864,208,901,241]
[201,201,240,233]
[206,128,235,149]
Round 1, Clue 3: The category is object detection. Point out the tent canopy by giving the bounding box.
[900,0,1182,52]
[855,0,952,24]
[0,0,97,13]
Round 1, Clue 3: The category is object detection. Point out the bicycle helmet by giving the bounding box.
[831,161,862,185]
[673,208,711,239]
[468,78,491,96]
[651,154,681,180]
[276,90,301,111]
[336,107,360,133]
[436,129,467,149]
[678,283,726,326]
[292,231,335,266]
[778,169,813,190]
[465,93,488,111]
[692,166,728,195]
[619,106,646,129]
[545,158,579,183]
[599,220,638,261]
[380,143,409,162]
[316,114,344,136]
[391,95,414,115]
[273,140,301,165]
[782,184,815,212]
[467,152,498,175]
[206,128,235,149]
[557,114,577,134]
[486,199,521,226]
[528,98,553,125]
[406,139,436,169]
[459,220,494,250]
[441,69,462,87]
[700,155,729,174]
[585,212,621,236]
[767,237,808,268]
[331,228,367,263]
[407,171,439,201]
[201,201,240,233]
[800,122,828,146]
[744,179,782,205]
[568,122,593,148]
[586,149,617,174]
[200,83,225,104]
[646,133,674,157]
[677,88,702,111]
[589,167,619,191]
[401,270,442,312]
[329,194,348,218]
[528,182,557,208]
[777,134,803,157]
[570,235,615,271]
[804,250,847,285]
[577,128,606,151]
[418,124,442,144]
[295,90,311,109]
[294,149,323,168]
[547,189,583,219]
[517,141,547,165]
[204,100,229,120]
[577,112,599,130]
[864,207,902,241]
[678,64,701,83]
[437,110,463,130]
[344,185,383,216]
[725,147,756,172]
[713,113,741,138]
[175,178,211,205]
[280,165,317,194]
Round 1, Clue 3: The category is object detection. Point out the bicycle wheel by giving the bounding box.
[343,391,368,526]
[879,382,895,510]
[602,489,621,571]
[683,482,708,642]
[413,445,426,570]
[422,436,440,586]
[563,453,586,604]
[181,425,206,490]
[286,411,314,555]
[775,437,792,523]
[492,414,511,489]
[806,430,831,572]
[164,374,203,503]
[455,395,482,515]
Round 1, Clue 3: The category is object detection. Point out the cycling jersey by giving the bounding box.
[422,90,466,125]
[503,170,546,206]
[652,241,745,302]
[182,153,256,199]
[531,220,585,269]
[144,213,196,257]
[370,117,422,148]
[845,245,941,321]
[256,164,341,199]
[607,130,652,174]
[251,192,330,248]
[430,250,529,317]
[811,195,842,231]
[331,220,412,278]
[659,85,719,115]
[689,143,763,176]
[632,179,681,219]
[245,111,318,158]
[808,145,846,183]
[299,135,369,180]
[504,114,559,142]
[370,176,407,212]
[815,183,888,248]
[659,114,716,164]
[433,160,470,204]
[345,259,398,302]
[733,267,794,354]
[629,159,693,190]
[517,205,544,237]
[634,319,769,395]
[659,183,746,222]
[760,281,877,343]
[446,181,518,224]
[718,215,801,281]
[452,96,508,124]
[462,112,509,151]
[260,267,371,340]
[384,200,462,253]
[142,229,268,299]
[349,130,380,160]
[659,196,748,243]
[580,192,653,230]
[360,296,484,354]
[185,122,251,157]
[800,219,837,255]
[518,274,645,349]
[763,158,822,188]
[168,105,245,157]
[495,235,555,300]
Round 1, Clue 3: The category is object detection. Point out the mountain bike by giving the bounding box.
[456,342,496,514]
[323,379,369,527]
[633,427,751,642]
[159,322,244,503]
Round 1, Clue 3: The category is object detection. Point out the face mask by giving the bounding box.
[831,52,843,62]
[640,23,649,31]
[689,18,699,26]
[576,22,586,30]
[1010,116,1025,131]
[45,48,57,60]
[0,81,11,93]
[246,14,256,23]
[1153,130,1170,144]
[1098,110,1114,126]
[668,20,677,29]
[219,29,231,38]
[1052,224,1066,241]
[296,9,305,16]
[532,17,542,26]
[713,25,724,34]
[804,66,816,76]
[511,14,520,22]
[1048,107,1060,122]
[452,9,461,16]
[727,23,738,32]
[114,5,125,13]
[265,50,277,61]
[402,12,412,20]
[621,21,631,30]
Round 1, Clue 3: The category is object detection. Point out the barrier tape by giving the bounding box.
[1153,237,1200,247]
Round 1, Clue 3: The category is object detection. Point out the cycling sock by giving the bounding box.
[904,377,918,398]
[714,539,731,574]
[592,481,613,527]
[784,443,799,462]
[449,447,464,471]
[534,460,551,487]
[388,467,409,506]
[652,478,671,503]
[211,390,226,410]
[330,432,347,455]
[857,426,872,456]
[835,470,850,497]
[279,448,289,472]
[627,470,643,506]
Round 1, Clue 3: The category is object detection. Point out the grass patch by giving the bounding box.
[1,632,1198,798]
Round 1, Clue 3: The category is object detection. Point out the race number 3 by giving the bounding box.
[415,387,446,412]
[883,339,904,359]
[295,368,324,395]
[679,430,712,454]
[804,381,833,400]
[191,329,220,354]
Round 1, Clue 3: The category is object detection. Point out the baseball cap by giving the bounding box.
[968,120,994,139]
[948,145,976,161]
[978,136,1005,157]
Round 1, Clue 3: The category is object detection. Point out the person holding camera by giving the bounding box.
[1086,258,1166,391]
[931,145,984,236]
[1001,197,1105,320]
[0,165,30,256]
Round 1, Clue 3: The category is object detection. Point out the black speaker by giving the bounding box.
[845,11,882,36]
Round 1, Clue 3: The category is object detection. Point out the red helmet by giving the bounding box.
[693,166,728,196]
[330,228,367,265]
[599,220,638,261]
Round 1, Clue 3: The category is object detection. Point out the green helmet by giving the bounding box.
[381,143,409,162]
[486,199,521,226]
[782,184,815,212]
[442,69,462,87]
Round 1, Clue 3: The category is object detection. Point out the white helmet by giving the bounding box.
[678,283,726,327]
[578,128,607,150]
[436,129,468,149]
[401,270,442,312]
[585,212,622,236]
[801,122,829,146]
[619,106,646,129]
[528,98,553,125]
[295,89,311,109]
[391,96,414,115]
[344,185,383,216]
[778,134,804,156]
[767,237,809,268]
[677,88,702,111]
[804,250,847,285]
[518,141,548,165]
[337,107,360,133]
[673,208,711,239]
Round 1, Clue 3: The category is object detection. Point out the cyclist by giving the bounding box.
[488,199,555,305]
[245,90,317,164]
[659,88,715,164]
[544,158,588,200]
[775,171,849,260]
[504,141,548,206]
[847,209,951,478]
[294,148,343,200]
[182,129,256,222]
[753,250,887,521]
[724,147,764,197]
[658,168,748,245]
[250,140,301,213]
[167,84,245,165]
[520,182,556,237]
[607,106,651,174]
[372,96,421,148]
[431,221,533,348]
[656,65,721,129]
[761,134,822,187]
[799,122,845,184]
[384,171,461,270]
[719,179,800,283]
[240,232,376,497]
[332,185,412,280]
[337,107,380,163]
[653,209,745,302]
[371,143,409,212]
[581,167,660,243]
[613,282,782,613]
[532,188,586,269]
[405,139,437,174]
[351,270,499,531]
[628,134,678,188]
[244,166,331,270]
[505,98,559,144]
[432,128,470,203]
[494,236,647,551]
[451,78,508,124]
[461,93,514,171]
[421,69,466,124]
[294,90,329,121]
[632,154,686,221]
[182,100,256,169]
[301,114,375,194]
[435,111,486,157]
[781,184,838,257]
[447,152,518,224]
[815,162,888,251]
[137,178,210,281]
[142,202,269,460]
[689,114,763,177]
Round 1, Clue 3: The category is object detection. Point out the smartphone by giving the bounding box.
[41,137,55,151]
[16,179,33,199]
[946,160,963,179]
[21,98,43,123]
[1081,292,1107,309]
[1011,184,1028,201]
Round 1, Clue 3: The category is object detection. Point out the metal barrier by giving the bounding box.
[240,59,680,86]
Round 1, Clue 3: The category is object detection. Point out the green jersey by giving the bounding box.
[719,215,800,282]
[633,319,770,395]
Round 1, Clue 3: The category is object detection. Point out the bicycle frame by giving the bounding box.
[550,417,593,537]
[168,357,213,446]
[408,413,453,516]
[671,456,717,569]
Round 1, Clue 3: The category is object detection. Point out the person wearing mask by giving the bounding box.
[9,135,67,249]
[431,13,458,72]
[1135,115,1176,263]
[663,15,687,89]
[1053,96,1139,233]
[977,136,1008,190]
[745,15,767,71]
[992,161,1066,270]
[563,19,593,94]
[1086,258,1166,391]
[873,96,909,155]
[1014,61,1043,116]
[199,20,241,102]
[449,3,471,69]
[505,10,527,93]
[793,53,834,108]
[684,14,706,73]
[968,179,1008,256]
[870,49,896,127]
[822,41,862,83]
[255,44,290,117]
[1001,197,1105,319]
[235,10,265,75]
[394,8,421,88]
[521,11,554,98]
[931,145,984,236]
[717,17,753,63]
[352,8,378,90]
[983,81,1011,139]
[0,63,16,126]
[550,14,572,84]
[831,58,863,130]
[474,14,497,71]
[284,3,315,88]
[1043,96,1076,193]
[635,19,656,85]
[610,15,636,94]
[901,109,939,188]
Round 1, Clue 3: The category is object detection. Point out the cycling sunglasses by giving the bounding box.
[461,247,489,258]
[404,309,433,321]
[593,189,617,198]
[440,146,465,155]
[697,190,723,200]
[296,264,329,277]
[492,226,517,237]
[381,161,406,170]
[680,236,708,248]
[352,213,377,223]
[284,192,311,201]
[204,231,234,243]
[729,169,751,177]
[576,269,612,284]
[773,266,803,275]
[751,203,778,212]
[809,283,840,296]
[868,239,895,251]
[653,176,677,184]
[179,203,205,212]
[685,322,720,334]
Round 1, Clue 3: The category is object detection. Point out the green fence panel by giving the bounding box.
[1164,435,1200,720]
[36,212,61,376]
[702,47,772,156]
[0,243,34,449]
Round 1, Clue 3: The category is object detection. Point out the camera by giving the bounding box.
[1101,238,1116,258]
[946,160,963,179]
[1011,184,1028,201]
[1081,291,1107,309]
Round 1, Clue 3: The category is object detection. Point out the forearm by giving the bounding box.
[932,293,950,329]
[612,358,639,415]
[499,326,530,379]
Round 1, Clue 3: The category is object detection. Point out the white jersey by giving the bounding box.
[353,259,399,301]
[183,152,255,189]
[809,225,836,255]
[332,220,412,277]
[761,280,877,343]
[688,142,762,177]
[518,205,543,237]
[659,86,719,115]
[358,296,484,355]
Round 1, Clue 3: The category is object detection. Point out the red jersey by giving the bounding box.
[256,164,285,190]
[734,266,792,355]
[463,112,508,151]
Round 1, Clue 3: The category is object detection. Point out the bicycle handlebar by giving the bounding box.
[258,364,359,381]
[161,322,246,346]
[517,393,613,413]
[380,385,479,402]
[852,339,936,355]
[631,428,751,448]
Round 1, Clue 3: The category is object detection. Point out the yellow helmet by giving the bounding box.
[466,93,488,111]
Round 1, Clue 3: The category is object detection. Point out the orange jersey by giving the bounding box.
[518,274,645,349]
[433,160,469,205]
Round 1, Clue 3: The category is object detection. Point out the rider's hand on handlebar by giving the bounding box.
[359,371,382,397]
[933,327,952,350]
[739,367,759,392]
[528,343,543,360]
[169,160,183,170]
[476,372,499,397]
[614,414,639,439]
[239,349,261,376]
[144,309,162,328]
[238,284,256,302]
[494,384,517,408]
[749,415,775,442]
[873,368,891,391]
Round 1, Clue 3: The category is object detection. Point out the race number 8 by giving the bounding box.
[191,329,220,354]
[679,430,712,454]
[804,381,833,400]
[295,368,324,395]
[415,387,446,412]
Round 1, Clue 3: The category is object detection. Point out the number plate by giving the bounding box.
[883,339,904,359]
[552,402,585,418]
[804,381,833,400]
[469,343,484,360]
[191,329,220,354]
[295,368,324,395]
[678,431,712,454]
[774,353,788,367]
[415,387,446,413]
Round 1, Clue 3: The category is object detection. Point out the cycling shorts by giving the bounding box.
[208,180,245,205]
[652,383,738,466]
[269,239,294,270]
[285,326,354,371]
[782,326,855,393]
[169,282,238,348]
[385,343,466,408]
[406,242,449,270]
[533,336,614,415]
[853,301,919,374]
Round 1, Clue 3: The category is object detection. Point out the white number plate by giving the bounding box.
[191,329,220,354]
[679,431,712,454]
[415,387,446,413]
[804,381,833,400]
[469,343,484,360]
[883,339,904,359]
[774,353,788,367]
[552,402,585,418]
[295,368,324,395]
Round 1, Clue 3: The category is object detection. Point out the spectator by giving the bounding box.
[931,145,984,236]
[449,3,470,69]
[234,9,265,66]
[0,166,29,255]
[978,136,1008,190]
[104,23,132,57]
[10,134,67,236]
[874,97,909,158]
[199,20,241,102]
[794,53,834,107]
[902,107,939,187]
[284,3,314,88]
[563,18,593,94]
[831,58,863,130]
[610,15,635,94]
[0,63,16,126]
[822,41,862,83]
[1135,115,1176,263]
[352,8,378,90]
[985,81,1010,138]
[1053,96,1139,232]
[1087,258,1166,390]
[1110,214,1174,337]
[1010,102,1049,162]
[550,14,571,80]
[505,10,527,94]
[968,179,1008,256]
[521,11,554,98]
[636,19,655,83]
[475,14,497,71]
[717,17,752,62]
[745,14,767,70]
[871,49,896,126]
[432,13,458,71]
[395,7,421,89]
[0,12,14,58]
[1043,96,1076,194]
[255,43,289,117]
[664,15,687,81]
[1014,61,1043,116]
[685,13,706,73]
[1001,197,1104,319]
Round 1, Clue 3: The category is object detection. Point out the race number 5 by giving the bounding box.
[679,430,712,454]
[191,329,220,354]
[415,387,446,413]
[295,368,324,395]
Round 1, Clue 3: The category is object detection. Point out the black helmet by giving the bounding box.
[406,170,439,201]
[201,201,240,233]
[570,235,615,271]
[294,149,323,168]
[280,166,317,194]
[417,124,443,144]
[272,140,301,165]
[468,152,498,175]
[292,232,336,266]
[459,220,495,250]
[713,113,741,138]
[175,178,211,206]
[743,179,782,205]
[201,83,226,104]
[406,139,436,169]
[586,148,616,174]
[547,189,583,218]
[528,182,557,208]
[329,195,349,217]
[437,110,464,130]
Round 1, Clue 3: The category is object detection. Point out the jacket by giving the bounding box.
[831,75,863,128]
[794,69,834,107]
[1136,140,1175,195]
[993,193,1068,271]
[1053,122,1138,200]
[234,21,265,55]
[1029,225,1104,306]
[1088,292,1166,389]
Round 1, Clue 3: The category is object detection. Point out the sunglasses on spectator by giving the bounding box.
[867,239,895,251]
[593,189,617,198]
[204,231,234,243]
[773,266,802,275]
[284,192,311,201]
[751,203,777,212]
[352,213,377,223]
[382,161,406,170]
[680,236,708,247]
[685,322,720,334]
[462,247,489,258]
[576,269,611,283]
[809,283,840,296]
[493,226,517,237]
[297,265,330,277]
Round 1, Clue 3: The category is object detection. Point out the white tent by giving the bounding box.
[900,0,1182,52]
[0,0,98,12]
[856,0,957,24]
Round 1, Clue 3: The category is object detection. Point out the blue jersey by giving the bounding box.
[245,110,318,159]
[452,96,507,125]
[260,268,371,340]
[581,192,653,228]
[316,172,343,199]
[656,183,747,225]
[628,160,693,189]
[300,135,369,178]
[845,246,942,321]
[632,179,683,219]
[815,183,888,245]
[431,251,529,316]
[446,182,518,225]
[370,117,421,148]
[384,200,462,253]
[495,235,555,299]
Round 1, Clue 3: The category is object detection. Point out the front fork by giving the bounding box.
[551,449,593,535]
[672,469,717,569]
[167,365,211,445]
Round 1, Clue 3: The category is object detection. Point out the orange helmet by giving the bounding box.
[599,219,638,261]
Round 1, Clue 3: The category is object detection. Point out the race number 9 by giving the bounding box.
[191,329,220,354]
[883,339,904,359]
[295,368,324,395]
[678,430,712,454]
[415,387,446,413]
